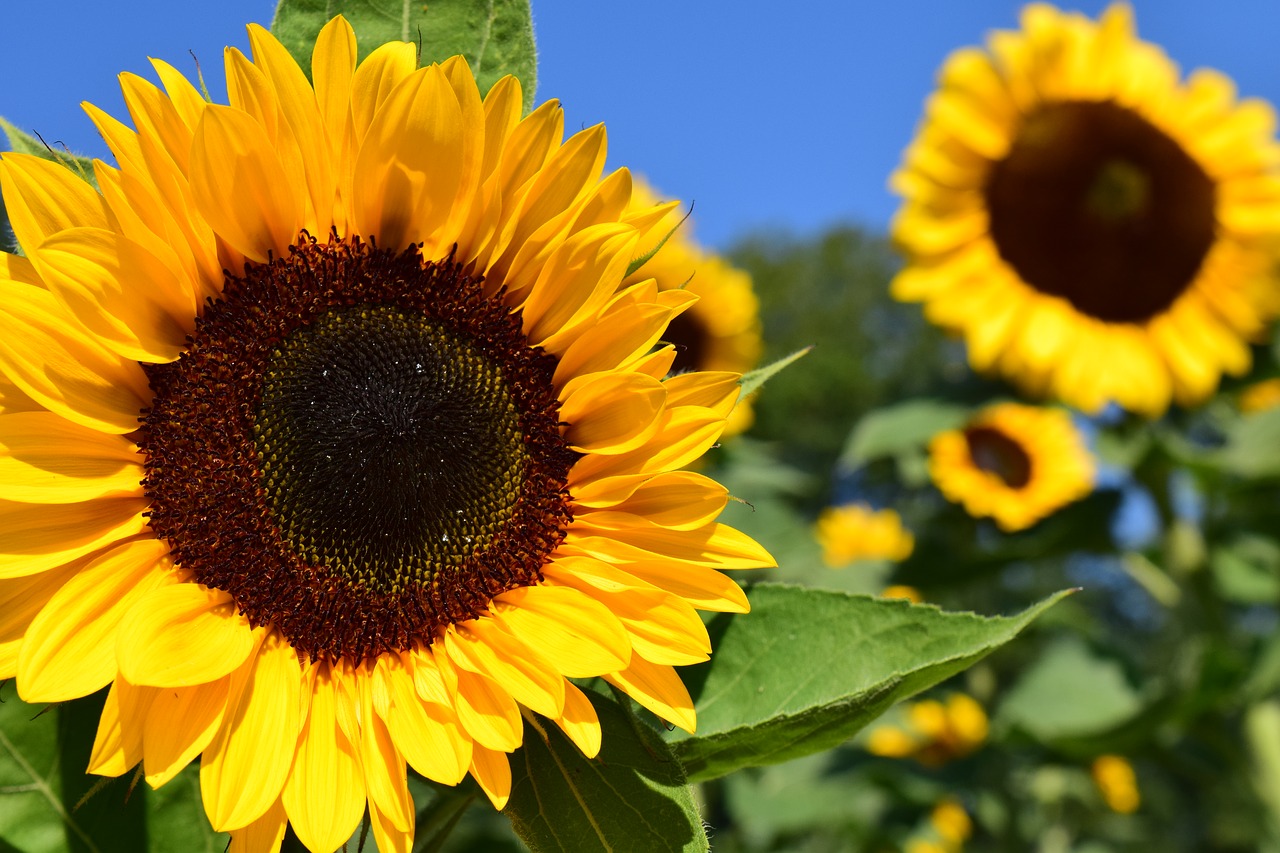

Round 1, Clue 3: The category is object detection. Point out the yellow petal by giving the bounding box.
[603,655,696,733]
[88,675,158,776]
[0,561,82,677]
[247,23,335,232]
[469,744,512,810]
[565,522,776,569]
[190,104,301,263]
[521,225,636,349]
[282,668,367,853]
[349,41,419,142]
[352,65,473,254]
[0,154,106,250]
[379,659,471,785]
[576,471,728,530]
[358,671,413,833]
[369,798,414,853]
[311,16,358,170]
[118,583,258,687]
[452,665,522,752]
[445,618,565,719]
[201,632,303,831]
[0,497,150,579]
[34,226,194,363]
[0,281,150,434]
[149,59,208,131]
[227,796,287,853]
[17,538,172,702]
[621,559,750,613]
[493,584,631,678]
[543,562,710,666]
[560,372,666,455]
[554,681,602,759]
[0,412,141,504]
[143,676,230,788]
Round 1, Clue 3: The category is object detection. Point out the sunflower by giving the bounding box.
[622,180,763,435]
[1239,377,1280,413]
[813,503,914,566]
[928,403,1093,532]
[892,3,1280,417]
[1092,754,1141,814]
[0,18,774,852]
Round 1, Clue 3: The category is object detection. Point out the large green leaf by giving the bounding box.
[838,398,969,468]
[271,0,537,110]
[505,691,706,853]
[0,689,142,853]
[666,583,1068,782]
[995,636,1144,743]
[0,688,225,853]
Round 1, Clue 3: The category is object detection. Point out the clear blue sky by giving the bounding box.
[2,2,1278,248]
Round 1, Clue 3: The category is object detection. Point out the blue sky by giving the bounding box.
[2,2,1278,248]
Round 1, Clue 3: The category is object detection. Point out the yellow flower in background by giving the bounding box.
[815,503,915,566]
[882,584,923,602]
[623,180,763,436]
[1092,754,1141,813]
[1239,377,1280,413]
[929,403,1094,532]
[0,17,774,852]
[892,3,1280,417]
[866,694,989,766]
[905,798,974,853]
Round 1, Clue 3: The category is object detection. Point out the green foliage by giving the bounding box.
[729,226,972,485]
[506,691,707,853]
[996,637,1145,745]
[668,584,1068,782]
[739,347,811,399]
[0,687,226,853]
[271,0,537,110]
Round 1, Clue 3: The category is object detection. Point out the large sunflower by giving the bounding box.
[0,18,773,852]
[928,402,1094,532]
[622,180,763,435]
[892,3,1280,417]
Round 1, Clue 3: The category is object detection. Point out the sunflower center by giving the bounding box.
[255,306,527,594]
[140,236,576,662]
[984,99,1217,323]
[964,426,1031,489]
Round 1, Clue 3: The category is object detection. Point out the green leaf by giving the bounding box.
[996,636,1144,743]
[506,691,707,853]
[666,584,1068,782]
[412,787,477,853]
[146,766,227,853]
[271,0,537,110]
[838,398,969,468]
[738,347,811,399]
[56,692,147,853]
[0,688,138,853]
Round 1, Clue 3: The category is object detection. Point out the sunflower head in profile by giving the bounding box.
[0,17,774,852]
[622,180,763,436]
[928,402,1094,532]
[813,503,915,567]
[892,3,1280,417]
